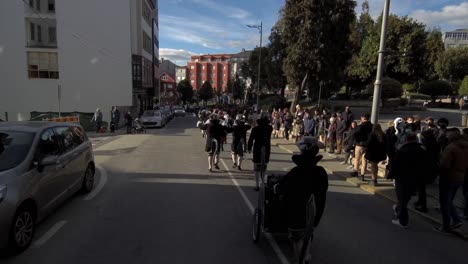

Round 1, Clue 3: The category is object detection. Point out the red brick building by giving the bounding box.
[160,72,178,104]
[187,54,232,92]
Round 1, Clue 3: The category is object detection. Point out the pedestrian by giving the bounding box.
[201,114,226,172]
[327,117,337,154]
[312,109,321,136]
[273,138,328,264]
[436,118,450,153]
[341,121,357,167]
[365,124,387,186]
[283,111,294,141]
[342,106,355,130]
[335,113,346,155]
[317,114,327,146]
[91,108,103,133]
[351,113,373,180]
[434,128,468,234]
[124,111,133,134]
[293,113,305,143]
[272,111,282,138]
[230,115,251,170]
[388,132,429,228]
[110,106,117,133]
[385,120,398,175]
[248,115,273,191]
[303,110,315,137]
[459,97,465,111]
[114,106,120,131]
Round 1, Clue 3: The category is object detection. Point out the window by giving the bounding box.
[29,0,34,8]
[37,25,42,42]
[0,131,35,172]
[142,32,152,53]
[190,65,194,69]
[191,80,194,83]
[30,22,35,41]
[36,0,41,11]
[70,126,86,145]
[27,51,59,79]
[142,1,151,26]
[38,128,60,156]
[48,26,56,43]
[213,66,216,70]
[55,127,76,152]
[48,0,55,12]
[202,66,205,69]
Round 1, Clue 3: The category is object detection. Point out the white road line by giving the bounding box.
[32,220,67,248]
[220,159,291,264]
[84,165,108,201]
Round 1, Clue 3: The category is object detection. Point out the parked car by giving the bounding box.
[140,110,164,128]
[173,106,186,117]
[0,122,95,254]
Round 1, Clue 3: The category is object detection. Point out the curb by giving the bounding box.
[273,142,468,238]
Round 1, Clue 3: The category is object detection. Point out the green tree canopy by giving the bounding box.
[402,83,416,93]
[459,76,468,96]
[380,77,403,99]
[424,28,445,81]
[420,80,452,101]
[436,46,468,81]
[199,81,214,103]
[176,79,194,104]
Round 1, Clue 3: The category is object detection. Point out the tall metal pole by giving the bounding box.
[370,0,391,124]
[58,84,61,117]
[256,21,262,112]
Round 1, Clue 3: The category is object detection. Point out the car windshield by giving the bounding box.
[0,130,35,172]
[142,111,155,117]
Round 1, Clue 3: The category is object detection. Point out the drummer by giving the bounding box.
[274,138,329,263]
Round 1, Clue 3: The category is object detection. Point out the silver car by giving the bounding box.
[0,122,95,254]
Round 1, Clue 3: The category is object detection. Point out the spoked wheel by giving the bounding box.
[252,208,262,243]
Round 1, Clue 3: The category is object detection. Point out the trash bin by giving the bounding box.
[462,113,468,127]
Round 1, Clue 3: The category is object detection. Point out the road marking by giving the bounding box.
[32,220,67,248]
[220,159,290,264]
[84,165,108,201]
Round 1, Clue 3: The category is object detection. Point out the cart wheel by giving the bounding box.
[252,208,262,243]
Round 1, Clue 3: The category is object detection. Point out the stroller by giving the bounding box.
[132,118,146,134]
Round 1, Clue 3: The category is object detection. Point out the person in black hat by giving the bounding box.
[274,138,329,263]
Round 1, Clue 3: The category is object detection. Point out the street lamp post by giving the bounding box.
[370,0,391,124]
[247,22,262,112]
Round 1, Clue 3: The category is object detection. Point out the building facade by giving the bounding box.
[229,49,251,79]
[176,66,187,84]
[159,58,176,80]
[160,72,178,104]
[0,0,159,122]
[443,29,468,49]
[186,54,232,92]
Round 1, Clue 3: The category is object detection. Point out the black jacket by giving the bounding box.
[388,142,428,187]
[354,121,372,146]
[343,128,357,152]
[201,120,226,152]
[365,133,387,162]
[275,162,328,229]
[248,119,273,163]
[336,119,347,138]
[342,111,355,128]
[385,127,398,159]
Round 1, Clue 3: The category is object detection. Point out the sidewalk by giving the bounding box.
[87,130,127,138]
[271,138,468,238]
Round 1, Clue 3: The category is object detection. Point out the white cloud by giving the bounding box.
[411,2,468,28]
[190,0,253,21]
[159,48,199,62]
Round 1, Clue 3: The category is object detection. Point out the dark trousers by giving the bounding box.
[415,183,427,209]
[96,121,102,133]
[439,178,463,228]
[285,127,291,140]
[464,177,468,217]
[395,179,412,226]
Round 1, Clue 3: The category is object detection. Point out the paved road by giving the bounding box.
[3,116,467,264]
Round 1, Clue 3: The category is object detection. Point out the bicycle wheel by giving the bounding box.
[252,208,262,243]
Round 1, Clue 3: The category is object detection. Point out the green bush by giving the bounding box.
[420,80,451,101]
[381,77,403,99]
[402,83,416,92]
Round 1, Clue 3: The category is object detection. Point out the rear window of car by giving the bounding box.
[0,130,35,172]
[142,111,155,117]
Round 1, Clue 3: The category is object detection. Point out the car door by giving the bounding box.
[35,128,65,213]
[54,126,82,194]
[69,126,90,190]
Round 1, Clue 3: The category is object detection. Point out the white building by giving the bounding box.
[442,29,468,49]
[0,0,159,122]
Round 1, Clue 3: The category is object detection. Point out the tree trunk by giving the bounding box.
[290,74,308,113]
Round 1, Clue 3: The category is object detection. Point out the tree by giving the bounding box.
[380,77,403,99]
[420,80,452,102]
[280,0,356,99]
[267,23,288,96]
[436,46,468,81]
[423,28,445,81]
[232,75,245,100]
[459,76,468,96]
[176,79,194,104]
[402,83,416,93]
[198,81,214,104]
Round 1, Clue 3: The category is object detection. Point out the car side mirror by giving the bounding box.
[39,155,59,167]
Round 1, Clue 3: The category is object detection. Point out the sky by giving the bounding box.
[158,0,468,64]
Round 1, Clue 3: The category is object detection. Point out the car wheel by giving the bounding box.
[9,204,36,254]
[81,165,95,194]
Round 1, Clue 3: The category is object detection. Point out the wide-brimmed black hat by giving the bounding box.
[293,138,323,166]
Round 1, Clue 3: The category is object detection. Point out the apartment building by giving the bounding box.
[175,65,188,84]
[0,0,159,122]
[187,54,232,92]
